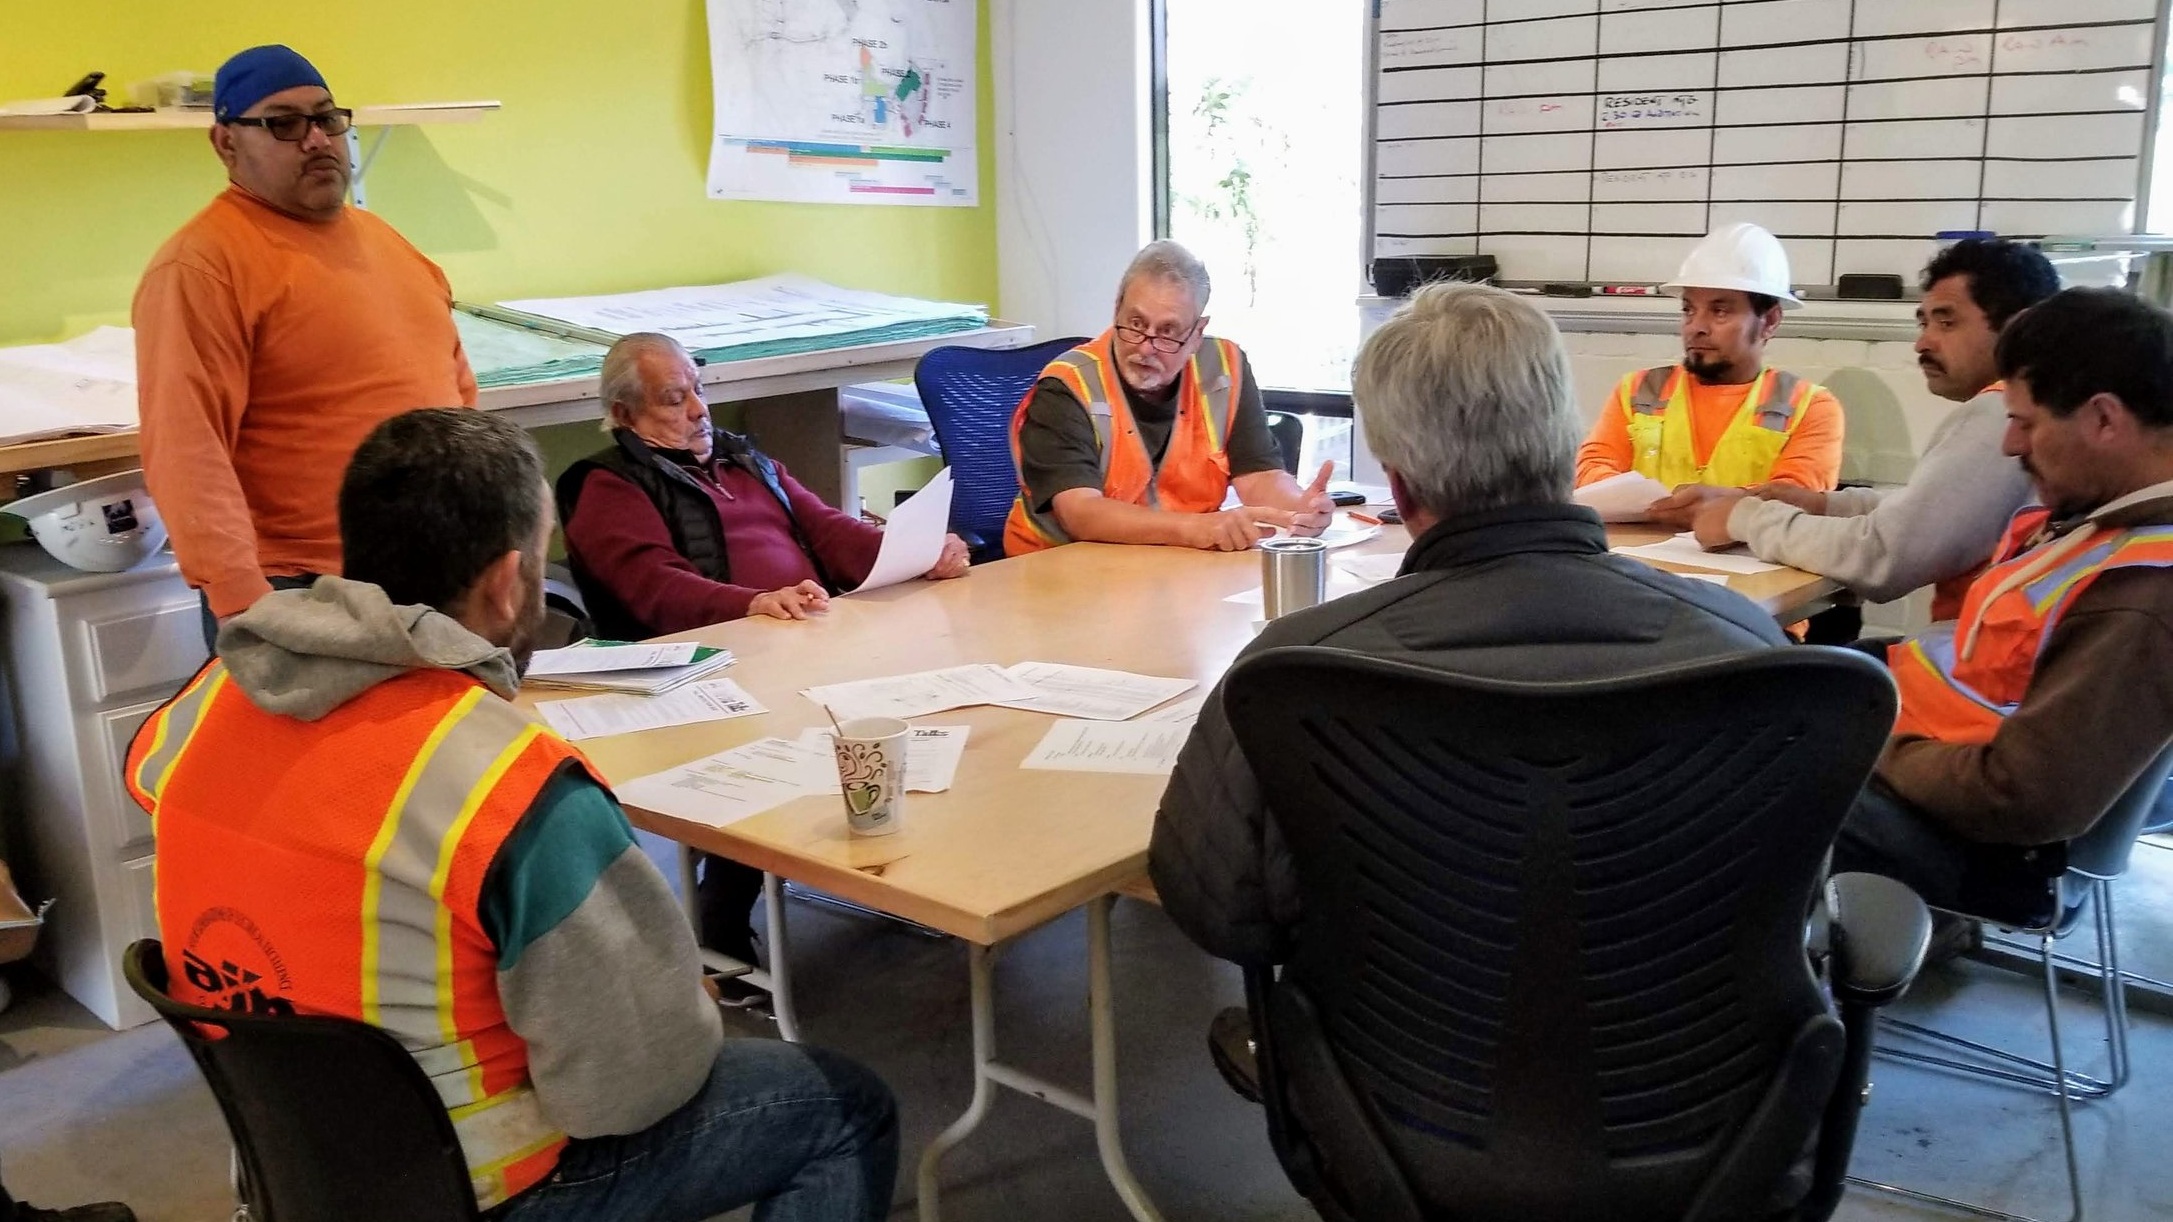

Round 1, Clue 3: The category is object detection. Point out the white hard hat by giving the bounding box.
[1662,222,1803,309]
[5,470,168,573]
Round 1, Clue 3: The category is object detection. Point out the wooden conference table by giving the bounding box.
[539,523,1837,1222]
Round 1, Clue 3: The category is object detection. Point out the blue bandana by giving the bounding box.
[213,45,329,122]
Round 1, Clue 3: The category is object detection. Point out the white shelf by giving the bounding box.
[0,101,500,133]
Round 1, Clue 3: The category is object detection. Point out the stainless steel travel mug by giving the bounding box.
[1260,537,1328,619]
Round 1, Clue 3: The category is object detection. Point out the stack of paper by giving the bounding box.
[996,662,1196,721]
[452,309,609,389]
[1611,533,1784,576]
[802,664,1035,721]
[536,678,767,742]
[1573,472,1673,523]
[525,640,736,695]
[0,327,139,446]
[493,275,989,368]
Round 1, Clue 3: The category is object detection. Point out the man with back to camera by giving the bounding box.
[127,409,897,1221]
[1149,283,1788,1092]
[1576,223,1845,527]
[133,44,477,648]
[1004,240,1336,555]
[1689,240,2058,619]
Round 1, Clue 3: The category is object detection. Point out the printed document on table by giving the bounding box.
[1574,472,1672,522]
[536,679,767,742]
[996,662,1196,722]
[615,739,819,829]
[1613,532,1784,576]
[802,664,1035,721]
[1021,720,1192,775]
[1333,552,1407,586]
[796,725,969,793]
[527,642,698,676]
[1141,694,1209,726]
[855,469,953,593]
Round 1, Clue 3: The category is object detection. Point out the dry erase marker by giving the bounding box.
[1598,284,1659,296]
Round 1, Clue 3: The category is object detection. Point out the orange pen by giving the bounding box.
[1348,511,1384,526]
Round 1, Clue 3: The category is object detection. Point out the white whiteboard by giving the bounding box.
[1368,0,2168,286]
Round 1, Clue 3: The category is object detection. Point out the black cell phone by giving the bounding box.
[1377,507,1403,525]
[1330,489,1367,507]
[62,71,105,97]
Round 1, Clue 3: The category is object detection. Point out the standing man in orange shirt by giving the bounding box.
[1575,223,1844,527]
[133,45,477,647]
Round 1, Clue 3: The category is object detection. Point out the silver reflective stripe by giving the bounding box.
[1629,366,1673,415]
[361,691,541,1109]
[1754,370,1807,431]
[1193,338,1238,450]
[132,664,229,807]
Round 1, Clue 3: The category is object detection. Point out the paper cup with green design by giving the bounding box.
[832,717,908,836]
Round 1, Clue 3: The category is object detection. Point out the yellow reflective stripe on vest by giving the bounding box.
[133,665,229,811]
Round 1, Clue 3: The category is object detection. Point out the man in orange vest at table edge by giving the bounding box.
[1836,287,2173,919]
[125,410,896,1222]
[1004,240,1336,556]
[1575,223,1845,528]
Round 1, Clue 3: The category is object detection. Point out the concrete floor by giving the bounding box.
[6,838,2173,1221]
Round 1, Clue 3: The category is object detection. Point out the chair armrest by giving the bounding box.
[1826,872,1931,1008]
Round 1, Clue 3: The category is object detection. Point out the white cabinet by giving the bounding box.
[0,545,204,1028]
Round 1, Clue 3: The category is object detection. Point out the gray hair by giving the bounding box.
[597,332,691,432]
[1354,282,1579,517]
[1115,240,1212,314]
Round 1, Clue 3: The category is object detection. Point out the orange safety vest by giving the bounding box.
[126,662,601,1210]
[1003,330,1243,555]
[1621,364,1821,488]
[1891,507,2173,743]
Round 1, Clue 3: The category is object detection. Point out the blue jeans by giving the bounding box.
[496,1039,898,1222]
[198,573,319,654]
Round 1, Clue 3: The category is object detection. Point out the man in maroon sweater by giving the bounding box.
[558,332,970,961]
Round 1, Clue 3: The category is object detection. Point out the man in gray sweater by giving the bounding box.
[1690,240,2058,620]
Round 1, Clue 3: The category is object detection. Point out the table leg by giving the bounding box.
[1087,895,1167,1222]
[915,899,1167,1222]
[916,942,999,1222]
[762,870,801,1042]
[677,847,800,1042]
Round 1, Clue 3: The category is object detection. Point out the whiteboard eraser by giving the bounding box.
[1836,274,1906,300]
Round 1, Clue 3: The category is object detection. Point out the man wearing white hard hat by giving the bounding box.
[1576,223,1844,527]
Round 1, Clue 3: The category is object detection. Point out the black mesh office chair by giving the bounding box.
[1221,646,1927,1222]
[124,940,482,1222]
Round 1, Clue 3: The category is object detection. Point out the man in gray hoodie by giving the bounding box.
[1690,240,2058,621]
[128,409,896,1221]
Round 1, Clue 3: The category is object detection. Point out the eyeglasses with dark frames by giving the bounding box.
[224,109,355,142]
[1114,320,1202,354]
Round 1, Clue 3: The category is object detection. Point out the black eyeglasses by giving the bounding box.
[224,109,354,142]
[1114,321,1202,354]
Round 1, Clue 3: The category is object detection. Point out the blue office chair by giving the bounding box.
[914,336,1088,564]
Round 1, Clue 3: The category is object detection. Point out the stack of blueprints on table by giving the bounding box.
[483,274,989,368]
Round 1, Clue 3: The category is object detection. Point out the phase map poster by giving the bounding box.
[706,0,979,207]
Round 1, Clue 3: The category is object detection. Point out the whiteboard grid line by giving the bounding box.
[1380,19,2155,74]
[1370,1,2160,279]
